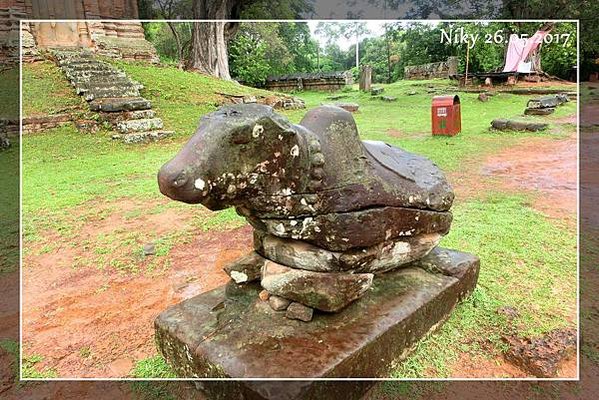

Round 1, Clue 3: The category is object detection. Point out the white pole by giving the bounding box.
[355,32,359,69]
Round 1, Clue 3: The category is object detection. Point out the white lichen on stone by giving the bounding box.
[230,270,248,283]
[275,223,286,234]
[194,178,205,190]
[290,144,300,157]
[252,124,264,138]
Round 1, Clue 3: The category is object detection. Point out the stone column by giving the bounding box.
[447,56,458,77]
[359,65,372,92]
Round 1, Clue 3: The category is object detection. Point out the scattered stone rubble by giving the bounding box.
[524,94,569,115]
[490,119,548,132]
[53,50,173,143]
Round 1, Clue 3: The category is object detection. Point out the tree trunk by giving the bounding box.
[166,22,184,69]
[186,0,240,79]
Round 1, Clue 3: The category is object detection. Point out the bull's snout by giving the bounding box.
[158,163,197,202]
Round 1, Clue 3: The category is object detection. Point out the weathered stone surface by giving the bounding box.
[258,290,270,301]
[254,231,441,273]
[524,107,555,116]
[114,130,173,144]
[223,251,267,284]
[404,57,458,80]
[143,242,156,256]
[478,93,489,102]
[116,118,164,133]
[268,295,291,311]
[22,114,72,134]
[286,302,313,322]
[381,95,397,102]
[154,247,480,378]
[74,119,99,133]
[491,119,548,132]
[255,231,337,272]
[100,109,156,123]
[264,71,349,92]
[249,206,451,252]
[503,328,576,377]
[159,104,454,217]
[371,87,384,95]
[0,131,9,150]
[261,260,373,312]
[526,94,568,110]
[359,65,372,92]
[89,97,152,112]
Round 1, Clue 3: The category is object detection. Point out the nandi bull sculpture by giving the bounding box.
[158,104,454,320]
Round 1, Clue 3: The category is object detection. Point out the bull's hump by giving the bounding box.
[362,140,454,210]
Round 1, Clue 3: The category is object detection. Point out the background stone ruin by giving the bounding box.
[404,56,458,80]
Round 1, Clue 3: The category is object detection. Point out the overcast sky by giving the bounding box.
[307,21,438,51]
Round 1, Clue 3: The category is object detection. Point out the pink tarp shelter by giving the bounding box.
[502,30,549,73]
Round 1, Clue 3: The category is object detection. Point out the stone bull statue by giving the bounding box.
[158,104,454,319]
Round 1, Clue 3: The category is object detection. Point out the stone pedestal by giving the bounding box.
[155,247,479,391]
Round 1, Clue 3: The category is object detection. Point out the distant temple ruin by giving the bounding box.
[0,0,158,66]
[404,57,458,80]
[264,71,352,92]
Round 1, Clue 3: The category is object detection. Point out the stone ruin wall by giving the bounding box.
[264,72,351,92]
[404,57,458,80]
[0,0,158,67]
[265,78,347,92]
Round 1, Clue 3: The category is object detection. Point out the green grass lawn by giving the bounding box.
[20,61,577,378]
[22,61,86,118]
[0,137,19,274]
[0,67,19,120]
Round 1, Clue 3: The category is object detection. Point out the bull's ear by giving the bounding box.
[258,114,295,137]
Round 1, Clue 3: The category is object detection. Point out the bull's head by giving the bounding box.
[158,104,307,211]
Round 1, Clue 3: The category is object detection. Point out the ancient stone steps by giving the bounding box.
[116,117,163,133]
[52,49,173,143]
[89,97,152,112]
[115,130,174,144]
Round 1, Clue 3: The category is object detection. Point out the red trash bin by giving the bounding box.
[432,95,461,136]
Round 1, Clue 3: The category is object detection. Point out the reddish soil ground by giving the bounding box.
[21,200,253,378]
[481,132,577,220]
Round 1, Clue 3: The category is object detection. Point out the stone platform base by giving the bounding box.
[155,247,479,387]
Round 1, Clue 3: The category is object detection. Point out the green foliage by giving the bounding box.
[229,22,319,85]
[130,382,177,400]
[22,354,59,379]
[144,22,192,64]
[0,339,19,379]
[131,355,176,378]
[228,24,275,86]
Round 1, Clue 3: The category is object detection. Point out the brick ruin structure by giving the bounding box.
[0,0,158,66]
[264,71,352,92]
[404,56,459,80]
